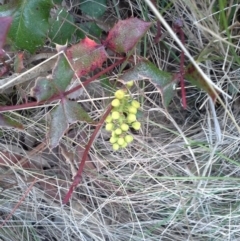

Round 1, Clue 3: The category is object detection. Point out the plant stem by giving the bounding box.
[62,105,113,204]
[0,57,126,113]
[174,19,186,109]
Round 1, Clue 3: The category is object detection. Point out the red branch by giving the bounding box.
[0,57,126,113]
[62,105,113,204]
[174,19,186,109]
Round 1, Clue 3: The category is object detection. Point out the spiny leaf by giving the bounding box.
[104,18,152,53]
[80,0,107,18]
[66,80,84,100]
[0,114,23,129]
[185,63,218,101]
[48,8,76,45]
[49,99,94,148]
[66,37,107,77]
[0,16,12,57]
[7,0,52,53]
[52,53,74,91]
[31,53,74,102]
[120,60,175,107]
[80,22,102,38]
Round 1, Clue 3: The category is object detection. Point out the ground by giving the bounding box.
[0,1,240,241]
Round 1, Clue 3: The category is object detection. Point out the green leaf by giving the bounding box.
[74,22,103,43]
[7,0,53,53]
[80,0,107,18]
[120,60,175,107]
[80,22,102,38]
[48,8,76,45]
[31,53,74,102]
[0,114,23,129]
[31,77,56,102]
[75,28,85,41]
[52,53,74,91]
[49,99,94,148]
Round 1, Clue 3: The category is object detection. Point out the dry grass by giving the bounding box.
[1,0,240,240]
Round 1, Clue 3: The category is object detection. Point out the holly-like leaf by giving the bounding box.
[185,63,218,101]
[104,18,152,53]
[80,0,107,18]
[31,77,56,102]
[80,22,102,38]
[0,114,23,129]
[120,60,175,107]
[7,0,52,53]
[31,53,74,102]
[49,99,94,148]
[48,8,76,45]
[0,16,12,57]
[52,53,74,91]
[66,37,107,77]
[75,21,104,42]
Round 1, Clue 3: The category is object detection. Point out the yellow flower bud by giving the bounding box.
[132,121,141,130]
[115,90,125,99]
[131,100,140,109]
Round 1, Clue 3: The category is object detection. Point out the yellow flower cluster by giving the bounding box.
[105,84,141,151]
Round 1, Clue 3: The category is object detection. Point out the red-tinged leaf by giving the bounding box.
[0,113,23,129]
[14,52,24,73]
[104,18,152,53]
[49,99,94,148]
[0,16,12,57]
[185,63,218,101]
[31,53,74,102]
[66,37,107,77]
[120,60,175,108]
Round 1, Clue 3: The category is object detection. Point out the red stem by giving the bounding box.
[154,21,161,43]
[174,20,187,109]
[0,57,126,113]
[62,105,113,204]
[179,31,186,109]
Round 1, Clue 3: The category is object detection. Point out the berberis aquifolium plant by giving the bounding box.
[0,1,218,205]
